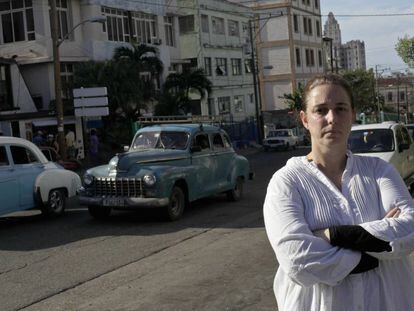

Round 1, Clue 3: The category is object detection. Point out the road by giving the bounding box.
[0,148,309,311]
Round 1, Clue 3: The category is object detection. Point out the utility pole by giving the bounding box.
[249,18,263,144]
[50,0,66,159]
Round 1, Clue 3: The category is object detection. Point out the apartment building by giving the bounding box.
[324,12,366,72]
[0,0,182,140]
[177,0,255,122]
[230,0,324,116]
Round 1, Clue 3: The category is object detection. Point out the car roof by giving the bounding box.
[0,136,48,163]
[351,122,401,131]
[137,124,222,134]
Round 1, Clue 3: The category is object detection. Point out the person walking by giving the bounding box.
[65,129,76,159]
[46,134,59,154]
[89,129,99,166]
[263,74,414,310]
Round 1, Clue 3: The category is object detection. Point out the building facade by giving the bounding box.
[0,0,182,147]
[323,12,366,72]
[177,0,255,122]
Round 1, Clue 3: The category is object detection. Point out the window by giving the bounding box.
[303,17,308,34]
[293,14,298,33]
[228,19,239,37]
[164,16,174,46]
[0,146,9,166]
[234,95,244,113]
[387,92,393,102]
[0,0,35,43]
[316,20,320,37]
[308,18,312,35]
[10,146,38,164]
[0,64,12,111]
[61,62,74,99]
[295,48,301,66]
[215,58,227,76]
[178,15,194,34]
[231,58,242,75]
[55,0,69,40]
[131,11,158,44]
[318,50,322,66]
[212,133,225,149]
[244,59,252,73]
[218,96,230,113]
[400,91,405,101]
[310,49,315,66]
[305,49,310,66]
[201,14,209,33]
[193,133,210,151]
[204,57,212,76]
[211,16,224,35]
[102,7,130,42]
[314,0,319,9]
[305,49,314,66]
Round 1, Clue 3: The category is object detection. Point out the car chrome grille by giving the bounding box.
[93,177,144,197]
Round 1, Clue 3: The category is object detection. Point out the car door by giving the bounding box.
[0,145,19,215]
[400,126,414,179]
[211,132,233,191]
[190,132,215,197]
[10,145,44,208]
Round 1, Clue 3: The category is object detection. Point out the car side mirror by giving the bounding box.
[190,146,202,153]
[398,143,409,152]
[123,146,130,152]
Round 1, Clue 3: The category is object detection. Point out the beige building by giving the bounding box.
[177,0,255,122]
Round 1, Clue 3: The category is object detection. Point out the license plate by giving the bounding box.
[103,198,125,206]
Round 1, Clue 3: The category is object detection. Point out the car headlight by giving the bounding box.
[143,174,156,186]
[83,174,94,186]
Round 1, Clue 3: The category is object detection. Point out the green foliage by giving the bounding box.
[157,68,212,115]
[342,69,377,113]
[395,35,414,67]
[280,85,303,112]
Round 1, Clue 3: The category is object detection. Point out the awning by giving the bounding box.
[32,117,76,127]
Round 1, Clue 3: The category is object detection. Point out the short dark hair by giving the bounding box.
[302,74,354,111]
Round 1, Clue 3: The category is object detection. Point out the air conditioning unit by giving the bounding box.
[151,37,162,45]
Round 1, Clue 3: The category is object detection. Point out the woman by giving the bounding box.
[263,74,414,310]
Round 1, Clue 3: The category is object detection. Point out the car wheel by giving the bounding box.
[166,186,185,221]
[88,206,111,220]
[227,176,244,202]
[41,189,66,217]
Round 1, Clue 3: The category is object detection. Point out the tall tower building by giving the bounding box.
[324,12,342,71]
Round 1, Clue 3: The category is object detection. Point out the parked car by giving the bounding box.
[348,122,414,192]
[0,137,82,217]
[263,129,299,151]
[40,146,82,171]
[79,124,253,221]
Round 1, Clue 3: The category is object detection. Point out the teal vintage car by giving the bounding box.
[79,124,253,220]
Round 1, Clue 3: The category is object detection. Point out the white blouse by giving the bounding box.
[263,151,414,311]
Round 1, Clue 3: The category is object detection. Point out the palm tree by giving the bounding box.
[162,68,212,114]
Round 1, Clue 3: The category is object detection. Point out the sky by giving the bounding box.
[321,0,414,74]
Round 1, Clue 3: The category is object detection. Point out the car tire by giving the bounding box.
[41,189,66,217]
[88,206,111,220]
[227,176,244,202]
[166,186,185,221]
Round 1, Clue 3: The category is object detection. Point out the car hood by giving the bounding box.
[116,149,189,171]
[353,151,393,163]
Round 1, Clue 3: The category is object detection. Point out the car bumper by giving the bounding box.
[79,195,169,208]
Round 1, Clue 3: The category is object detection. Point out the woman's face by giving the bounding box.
[300,84,355,149]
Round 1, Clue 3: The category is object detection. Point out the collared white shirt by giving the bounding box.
[264,151,414,311]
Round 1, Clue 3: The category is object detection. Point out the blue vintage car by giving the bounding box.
[0,136,82,217]
[79,124,253,220]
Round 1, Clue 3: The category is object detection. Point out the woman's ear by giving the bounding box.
[300,110,308,130]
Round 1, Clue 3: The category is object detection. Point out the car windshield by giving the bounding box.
[348,129,395,153]
[269,130,289,137]
[131,131,189,150]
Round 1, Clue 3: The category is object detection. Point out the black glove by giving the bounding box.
[350,252,379,274]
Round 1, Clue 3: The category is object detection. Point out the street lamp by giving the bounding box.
[50,0,105,159]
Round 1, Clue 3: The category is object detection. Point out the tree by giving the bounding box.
[280,85,303,112]
[159,68,212,114]
[342,69,377,113]
[396,35,414,67]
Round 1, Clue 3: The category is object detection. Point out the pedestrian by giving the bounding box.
[89,129,99,166]
[46,134,59,154]
[263,73,414,311]
[65,129,76,159]
[33,130,45,146]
